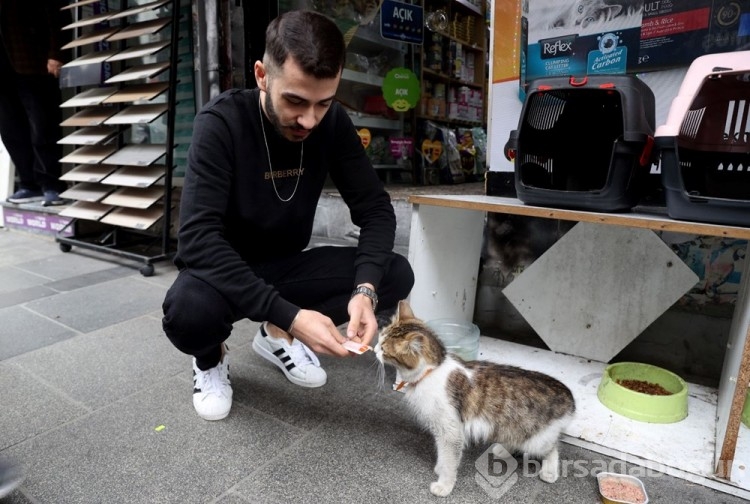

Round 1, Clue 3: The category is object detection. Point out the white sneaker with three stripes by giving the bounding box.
[192,344,232,421]
[252,322,327,388]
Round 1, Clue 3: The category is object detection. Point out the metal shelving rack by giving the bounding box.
[55,0,181,276]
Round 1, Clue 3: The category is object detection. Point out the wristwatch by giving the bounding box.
[351,285,378,312]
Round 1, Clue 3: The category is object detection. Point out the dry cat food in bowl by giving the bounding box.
[597,362,688,423]
[597,472,648,504]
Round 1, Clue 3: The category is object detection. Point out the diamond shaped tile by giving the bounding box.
[502,222,699,362]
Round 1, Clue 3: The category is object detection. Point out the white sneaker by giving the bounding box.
[192,345,232,420]
[252,323,327,388]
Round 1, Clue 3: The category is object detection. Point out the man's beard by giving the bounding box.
[264,90,309,142]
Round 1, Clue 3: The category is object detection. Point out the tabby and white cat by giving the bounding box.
[375,300,576,497]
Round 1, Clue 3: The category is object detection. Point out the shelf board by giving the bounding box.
[61,164,119,183]
[104,62,170,84]
[61,0,100,10]
[59,201,114,222]
[100,144,166,166]
[63,11,113,30]
[454,0,483,16]
[63,49,120,68]
[61,26,121,50]
[422,68,484,89]
[373,164,405,170]
[101,186,164,209]
[100,165,166,188]
[106,0,172,21]
[416,114,483,127]
[348,114,401,130]
[60,145,118,165]
[103,103,169,125]
[100,205,164,230]
[105,17,171,43]
[61,87,119,108]
[60,182,115,203]
[106,40,171,63]
[349,26,403,52]
[341,69,384,87]
[102,82,170,103]
[58,126,119,146]
[60,107,119,127]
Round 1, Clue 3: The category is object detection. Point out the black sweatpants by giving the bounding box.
[162,246,414,369]
[0,50,65,193]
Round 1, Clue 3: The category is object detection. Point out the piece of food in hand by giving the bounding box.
[342,340,372,354]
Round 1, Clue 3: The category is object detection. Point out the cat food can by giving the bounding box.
[597,472,648,504]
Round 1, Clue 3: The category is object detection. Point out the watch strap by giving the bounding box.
[351,285,378,311]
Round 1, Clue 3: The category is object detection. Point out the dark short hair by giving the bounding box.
[264,10,346,79]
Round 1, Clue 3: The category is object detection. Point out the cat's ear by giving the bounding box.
[397,300,416,321]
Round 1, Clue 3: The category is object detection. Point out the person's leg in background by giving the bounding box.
[15,73,66,206]
[0,52,42,203]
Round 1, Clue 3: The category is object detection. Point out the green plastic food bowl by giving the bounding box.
[597,362,688,424]
[742,388,750,429]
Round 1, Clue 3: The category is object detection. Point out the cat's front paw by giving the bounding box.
[539,466,559,483]
[430,480,455,497]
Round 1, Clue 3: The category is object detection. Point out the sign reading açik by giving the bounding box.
[380,0,424,45]
[382,67,421,111]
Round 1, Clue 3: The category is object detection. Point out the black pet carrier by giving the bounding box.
[505,75,656,212]
[656,51,750,227]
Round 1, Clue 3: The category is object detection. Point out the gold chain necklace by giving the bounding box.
[259,96,303,202]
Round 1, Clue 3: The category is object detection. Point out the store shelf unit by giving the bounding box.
[418,0,487,127]
[56,0,181,276]
[336,13,410,182]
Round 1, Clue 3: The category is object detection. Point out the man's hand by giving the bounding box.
[346,286,378,347]
[47,59,63,78]
[286,309,349,357]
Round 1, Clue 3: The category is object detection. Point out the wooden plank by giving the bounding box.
[59,144,117,164]
[100,205,164,230]
[59,201,113,221]
[60,183,114,202]
[58,126,118,146]
[104,62,169,84]
[62,49,120,68]
[105,40,170,63]
[60,106,119,127]
[103,103,168,125]
[61,26,121,50]
[106,0,172,20]
[61,164,118,183]
[100,144,166,166]
[61,87,119,108]
[101,186,164,209]
[102,82,169,103]
[717,324,750,478]
[408,195,750,240]
[105,17,171,42]
[99,165,165,187]
[62,11,112,30]
[61,0,100,10]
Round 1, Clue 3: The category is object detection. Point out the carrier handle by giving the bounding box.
[504,130,519,161]
[569,76,588,87]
